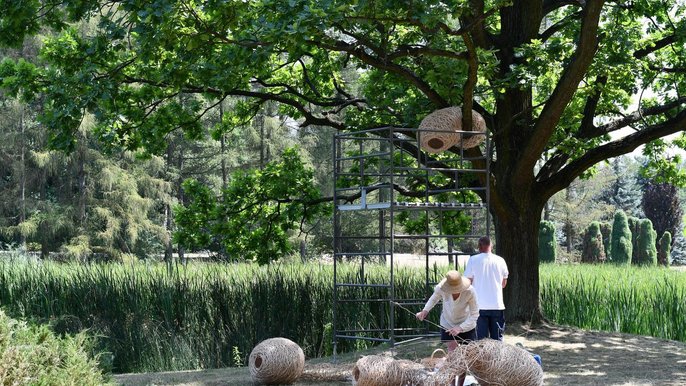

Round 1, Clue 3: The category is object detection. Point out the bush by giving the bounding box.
[599,222,612,259]
[658,231,672,266]
[610,211,632,264]
[538,221,557,263]
[629,216,645,264]
[0,310,112,385]
[581,222,606,263]
[636,219,658,266]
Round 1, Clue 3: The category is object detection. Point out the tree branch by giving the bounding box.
[123,75,347,130]
[516,0,605,178]
[543,0,582,15]
[539,11,582,41]
[578,74,607,138]
[634,34,677,59]
[593,96,686,135]
[542,109,686,195]
[310,38,450,108]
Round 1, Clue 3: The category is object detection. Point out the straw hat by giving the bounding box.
[438,270,470,293]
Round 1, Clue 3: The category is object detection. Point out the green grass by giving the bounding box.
[0,257,683,374]
[540,263,686,342]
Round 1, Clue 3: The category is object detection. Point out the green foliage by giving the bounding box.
[658,231,672,266]
[627,216,641,265]
[599,222,612,259]
[635,219,658,266]
[610,210,632,264]
[538,220,557,263]
[540,264,686,343]
[1,258,685,375]
[174,148,329,264]
[0,310,112,385]
[642,182,683,253]
[0,259,437,372]
[581,221,605,264]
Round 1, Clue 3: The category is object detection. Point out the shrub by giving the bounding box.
[599,222,612,259]
[538,221,557,263]
[0,310,112,385]
[627,216,640,264]
[581,222,605,263]
[636,219,658,266]
[658,231,672,266]
[610,211,632,264]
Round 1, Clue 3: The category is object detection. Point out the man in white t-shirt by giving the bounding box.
[464,236,509,340]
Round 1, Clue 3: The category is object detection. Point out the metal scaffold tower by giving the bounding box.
[332,126,491,355]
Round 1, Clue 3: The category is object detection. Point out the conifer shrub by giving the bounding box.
[610,211,632,264]
[0,310,112,385]
[599,222,612,259]
[636,219,657,266]
[627,216,640,264]
[581,222,605,263]
[658,231,672,266]
[538,221,557,263]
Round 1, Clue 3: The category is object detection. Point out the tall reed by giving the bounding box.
[540,264,686,342]
[0,259,683,373]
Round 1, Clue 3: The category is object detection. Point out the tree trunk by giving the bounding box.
[19,105,26,249]
[219,102,228,189]
[493,207,544,323]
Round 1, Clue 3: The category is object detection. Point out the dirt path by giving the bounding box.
[113,323,686,386]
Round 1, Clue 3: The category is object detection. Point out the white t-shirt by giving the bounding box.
[464,252,509,310]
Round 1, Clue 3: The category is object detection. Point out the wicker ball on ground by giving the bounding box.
[352,355,430,386]
[418,107,487,153]
[428,340,543,386]
[249,337,305,385]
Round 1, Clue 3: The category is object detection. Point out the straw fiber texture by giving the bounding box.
[418,107,486,153]
[428,340,543,386]
[249,337,305,385]
[353,355,430,386]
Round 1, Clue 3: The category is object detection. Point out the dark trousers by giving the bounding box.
[476,309,505,340]
[441,327,477,344]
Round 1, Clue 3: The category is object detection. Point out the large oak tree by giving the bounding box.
[2,0,686,321]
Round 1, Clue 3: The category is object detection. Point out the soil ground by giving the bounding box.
[113,322,686,386]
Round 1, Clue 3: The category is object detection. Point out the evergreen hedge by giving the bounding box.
[610,211,632,264]
[658,231,672,266]
[636,219,657,266]
[538,221,557,263]
[581,221,605,263]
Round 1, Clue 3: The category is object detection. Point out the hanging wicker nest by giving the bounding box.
[418,107,487,153]
[426,340,543,386]
[352,355,430,386]
[249,337,305,385]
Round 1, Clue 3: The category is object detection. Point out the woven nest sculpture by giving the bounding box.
[249,337,305,385]
[352,355,430,386]
[428,340,543,386]
[418,107,487,153]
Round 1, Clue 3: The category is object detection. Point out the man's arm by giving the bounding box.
[502,278,507,288]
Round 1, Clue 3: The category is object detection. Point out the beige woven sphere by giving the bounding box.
[463,340,543,386]
[418,107,487,153]
[249,337,305,385]
[352,355,429,386]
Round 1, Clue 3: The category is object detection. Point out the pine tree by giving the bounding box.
[610,211,632,264]
[538,221,557,263]
[581,222,606,263]
[658,231,672,266]
[635,219,657,266]
[603,156,644,217]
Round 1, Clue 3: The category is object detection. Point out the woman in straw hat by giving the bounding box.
[416,270,479,386]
